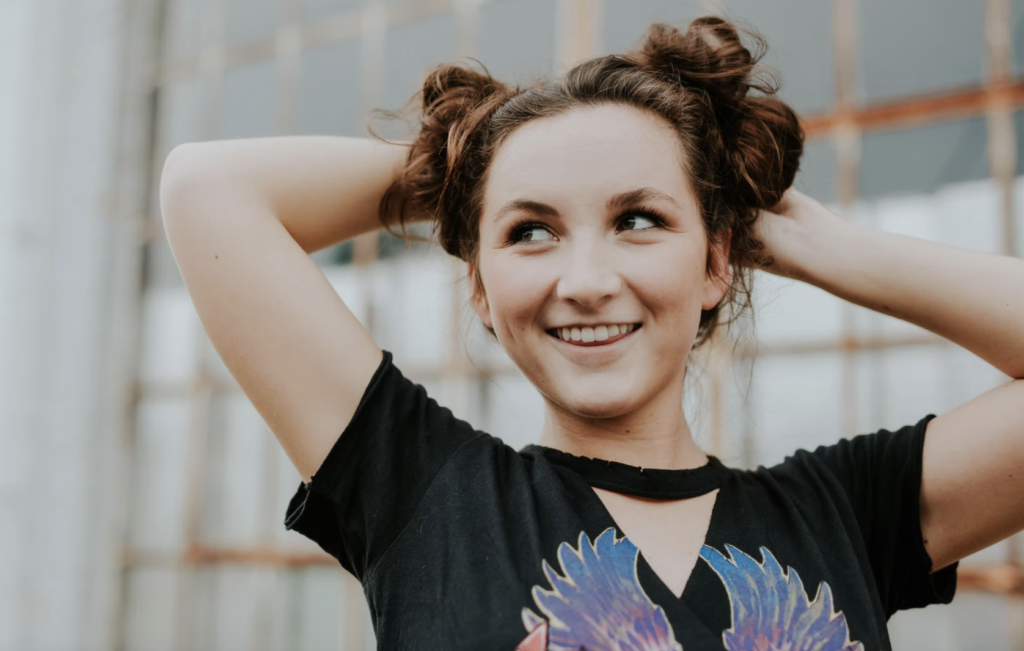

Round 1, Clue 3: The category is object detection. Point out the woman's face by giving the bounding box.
[472,103,730,419]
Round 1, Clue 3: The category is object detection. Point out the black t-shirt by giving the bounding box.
[285,351,958,650]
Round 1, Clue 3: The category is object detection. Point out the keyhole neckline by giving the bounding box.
[522,444,730,499]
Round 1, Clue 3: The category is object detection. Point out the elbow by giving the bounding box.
[160,142,212,224]
[160,141,246,225]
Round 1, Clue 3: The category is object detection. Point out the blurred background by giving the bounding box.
[1,0,1023,649]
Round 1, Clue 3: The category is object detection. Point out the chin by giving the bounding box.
[546,383,643,420]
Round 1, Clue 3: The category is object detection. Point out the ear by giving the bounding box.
[467,262,493,329]
[701,229,732,311]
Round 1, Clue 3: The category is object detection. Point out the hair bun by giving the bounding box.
[631,17,803,208]
[635,17,758,100]
[421,62,506,115]
[375,60,513,258]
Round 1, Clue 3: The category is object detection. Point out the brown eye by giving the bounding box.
[620,214,658,231]
[509,223,554,244]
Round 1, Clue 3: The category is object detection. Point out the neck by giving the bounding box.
[536,376,708,471]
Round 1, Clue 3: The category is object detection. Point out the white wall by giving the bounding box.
[0,0,147,649]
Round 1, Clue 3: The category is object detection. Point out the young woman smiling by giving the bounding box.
[160,17,1024,651]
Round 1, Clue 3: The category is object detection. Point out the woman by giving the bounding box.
[160,17,1024,651]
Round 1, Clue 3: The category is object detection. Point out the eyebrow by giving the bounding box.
[493,187,684,224]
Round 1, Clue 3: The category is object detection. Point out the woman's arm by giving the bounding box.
[161,136,410,482]
[758,189,1024,571]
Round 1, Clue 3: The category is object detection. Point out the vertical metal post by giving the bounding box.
[987,0,1019,260]
[833,0,861,439]
[555,0,601,74]
[455,0,481,62]
[111,0,166,647]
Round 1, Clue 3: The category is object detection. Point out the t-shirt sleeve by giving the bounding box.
[810,413,958,616]
[283,350,485,581]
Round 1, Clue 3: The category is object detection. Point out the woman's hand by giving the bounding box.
[753,188,844,281]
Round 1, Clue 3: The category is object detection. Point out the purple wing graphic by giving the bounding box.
[698,544,865,651]
[522,528,683,651]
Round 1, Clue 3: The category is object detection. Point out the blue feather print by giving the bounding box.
[698,544,865,651]
[522,528,683,651]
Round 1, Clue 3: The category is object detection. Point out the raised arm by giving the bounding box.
[757,189,1024,572]
[160,136,410,482]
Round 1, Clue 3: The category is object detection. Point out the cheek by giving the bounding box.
[628,243,707,322]
[481,255,552,335]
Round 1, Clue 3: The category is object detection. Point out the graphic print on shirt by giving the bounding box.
[515,528,863,651]
[699,544,865,651]
[518,528,683,651]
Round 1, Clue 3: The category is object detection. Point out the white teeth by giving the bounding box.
[555,324,637,342]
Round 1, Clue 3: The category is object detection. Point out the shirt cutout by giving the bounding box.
[593,486,719,597]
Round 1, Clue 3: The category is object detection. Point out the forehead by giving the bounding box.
[482,104,691,216]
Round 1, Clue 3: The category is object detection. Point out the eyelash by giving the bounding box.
[504,207,670,245]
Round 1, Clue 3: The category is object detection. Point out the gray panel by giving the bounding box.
[1018,177,1024,258]
[303,0,361,23]
[859,0,985,103]
[750,351,844,467]
[129,397,192,552]
[378,229,430,260]
[298,38,362,136]
[794,139,836,204]
[218,60,278,139]
[225,0,282,45]
[155,78,205,167]
[201,395,271,546]
[723,0,834,114]
[143,239,185,289]
[1014,110,1024,175]
[383,13,459,113]
[889,593,1011,650]
[152,78,205,217]
[859,118,988,198]
[309,240,354,267]
[123,569,181,651]
[479,0,557,84]
[272,568,346,651]
[1014,0,1024,76]
[600,0,704,56]
[162,0,204,59]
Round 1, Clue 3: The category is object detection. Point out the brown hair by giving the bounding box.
[374,16,803,349]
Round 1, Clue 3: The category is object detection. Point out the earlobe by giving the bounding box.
[467,262,493,329]
[702,230,732,311]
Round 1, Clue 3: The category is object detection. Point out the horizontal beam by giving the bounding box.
[957,562,1024,597]
[801,81,1024,138]
[123,545,336,568]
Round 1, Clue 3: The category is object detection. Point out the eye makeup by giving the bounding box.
[502,205,671,246]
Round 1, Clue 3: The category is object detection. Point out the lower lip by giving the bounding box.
[547,326,640,349]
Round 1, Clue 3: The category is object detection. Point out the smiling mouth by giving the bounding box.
[546,323,642,346]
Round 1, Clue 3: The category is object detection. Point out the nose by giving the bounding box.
[555,235,622,309]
